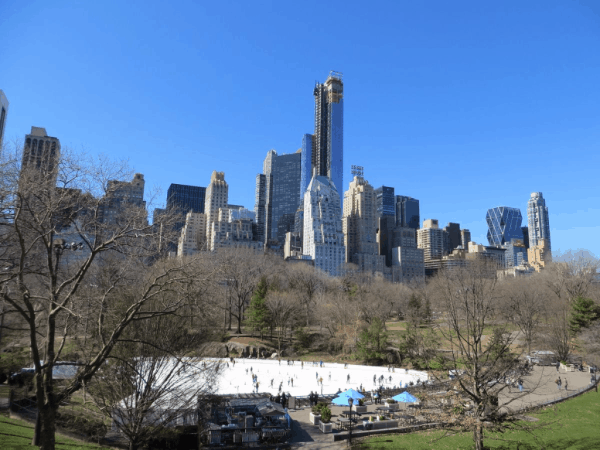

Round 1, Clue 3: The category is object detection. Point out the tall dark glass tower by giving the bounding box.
[396,195,420,230]
[312,72,343,203]
[167,184,206,214]
[254,150,301,244]
[375,186,395,217]
[486,207,524,246]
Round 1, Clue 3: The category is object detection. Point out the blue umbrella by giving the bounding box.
[331,395,352,406]
[392,391,418,403]
[339,388,365,400]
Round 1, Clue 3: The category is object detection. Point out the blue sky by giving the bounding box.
[2,0,599,256]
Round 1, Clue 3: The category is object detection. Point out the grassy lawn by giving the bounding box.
[0,415,110,450]
[358,390,600,449]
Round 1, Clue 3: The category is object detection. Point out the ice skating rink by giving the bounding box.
[211,358,429,397]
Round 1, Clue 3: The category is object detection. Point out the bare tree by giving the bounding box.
[500,277,546,355]
[288,264,324,327]
[89,314,219,450]
[429,260,542,450]
[0,148,215,450]
[215,247,276,334]
[265,291,299,352]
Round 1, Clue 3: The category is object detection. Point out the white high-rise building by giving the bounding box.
[204,171,228,250]
[177,211,206,256]
[303,175,346,277]
[527,192,551,252]
[342,175,384,274]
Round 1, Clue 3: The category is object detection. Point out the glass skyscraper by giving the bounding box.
[396,195,420,230]
[375,186,395,217]
[486,207,524,246]
[300,134,313,201]
[167,184,206,214]
[254,150,301,244]
[312,72,343,206]
[527,192,551,251]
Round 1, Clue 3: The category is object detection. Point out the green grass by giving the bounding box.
[359,390,600,449]
[0,415,110,450]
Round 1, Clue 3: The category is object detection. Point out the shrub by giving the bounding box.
[358,398,364,406]
[312,402,328,415]
[386,399,397,404]
[320,407,332,423]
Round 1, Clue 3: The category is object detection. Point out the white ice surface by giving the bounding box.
[211,358,429,397]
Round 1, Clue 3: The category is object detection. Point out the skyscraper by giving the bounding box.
[418,219,449,276]
[300,134,313,200]
[395,195,420,230]
[167,184,206,215]
[98,173,146,225]
[205,171,228,250]
[342,176,384,274]
[303,175,346,277]
[527,192,551,252]
[254,149,301,245]
[375,186,395,218]
[20,127,60,186]
[0,90,8,149]
[486,207,524,246]
[442,222,461,253]
[312,72,344,202]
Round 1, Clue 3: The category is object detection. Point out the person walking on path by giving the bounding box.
[564,379,568,391]
[556,376,562,390]
[518,378,523,392]
[556,361,560,372]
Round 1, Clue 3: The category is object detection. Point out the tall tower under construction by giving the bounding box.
[312,71,343,203]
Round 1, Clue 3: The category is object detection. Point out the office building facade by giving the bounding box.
[99,173,146,225]
[486,207,524,246]
[300,134,313,200]
[21,127,60,186]
[0,90,8,149]
[375,186,395,218]
[342,176,384,274]
[395,195,420,230]
[177,211,206,256]
[254,149,302,245]
[527,192,551,252]
[303,175,346,277]
[167,184,206,215]
[312,72,344,202]
[205,171,229,250]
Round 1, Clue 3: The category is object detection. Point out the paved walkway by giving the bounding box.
[286,365,595,449]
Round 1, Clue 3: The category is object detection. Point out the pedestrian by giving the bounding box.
[329,372,331,381]
[556,361,560,372]
[316,371,318,380]
[301,361,304,369]
[373,375,376,384]
[518,378,523,392]
[347,374,350,383]
[360,383,363,392]
[564,379,568,391]
[291,378,293,387]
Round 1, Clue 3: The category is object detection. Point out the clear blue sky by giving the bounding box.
[2,0,600,256]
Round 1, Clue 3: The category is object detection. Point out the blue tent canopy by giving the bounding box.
[331,395,353,406]
[392,391,418,403]
[339,388,364,400]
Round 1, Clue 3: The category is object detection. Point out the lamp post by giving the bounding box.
[348,397,353,447]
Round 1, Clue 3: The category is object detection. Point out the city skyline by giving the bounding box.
[2,1,599,257]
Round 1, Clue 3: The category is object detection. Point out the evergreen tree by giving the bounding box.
[245,277,271,339]
[570,296,599,333]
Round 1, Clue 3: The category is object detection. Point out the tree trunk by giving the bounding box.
[35,402,57,450]
[473,420,483,450]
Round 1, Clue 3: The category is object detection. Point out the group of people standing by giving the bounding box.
[308,391,320,406]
